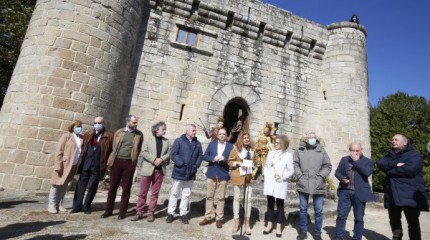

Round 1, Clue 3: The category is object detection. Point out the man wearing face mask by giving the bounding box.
[293,132,332,240]
[72,116,114,214]
[101,115,144,220]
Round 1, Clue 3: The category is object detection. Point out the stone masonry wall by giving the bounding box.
[0,0,145,190]
[0,0,369,190]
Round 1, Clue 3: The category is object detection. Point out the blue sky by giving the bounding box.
[262,0,430,106]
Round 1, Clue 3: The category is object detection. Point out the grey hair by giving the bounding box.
[125,115,138,122]
[185,123,196,132]
[396,134,409,143]
[304,131,317,139]
[151,121,166,136]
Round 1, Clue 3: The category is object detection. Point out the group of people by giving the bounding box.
[49,115,429,240]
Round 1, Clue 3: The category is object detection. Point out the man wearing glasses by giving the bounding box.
[334,142,375,240]
[72,116,113,214]
[101,115,144,220]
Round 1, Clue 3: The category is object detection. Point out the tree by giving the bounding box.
[0,0,36,107]
[370,91,430,192]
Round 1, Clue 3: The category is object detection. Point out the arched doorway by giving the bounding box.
[223,97,251,143]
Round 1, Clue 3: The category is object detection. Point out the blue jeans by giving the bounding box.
[299,192,324,236]
[335,189,366,240]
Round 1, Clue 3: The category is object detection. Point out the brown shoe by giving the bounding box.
[232,218,239,233]
[215,219,223,228]
[199,218,211,226]
[147,213,155,222]
[130,214,143,221]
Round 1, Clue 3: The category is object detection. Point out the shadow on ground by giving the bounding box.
[0,221,73,239]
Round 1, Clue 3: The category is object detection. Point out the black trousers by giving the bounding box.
[388,205,421,240]
[267,195,285,224]
[73,168,100,211]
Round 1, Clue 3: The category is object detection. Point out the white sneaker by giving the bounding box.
[58,206,68,213]
[48,207,58,214]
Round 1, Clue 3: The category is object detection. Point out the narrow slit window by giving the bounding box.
[176,27,199,46]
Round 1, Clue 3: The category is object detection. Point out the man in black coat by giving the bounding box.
[377,134,429,240]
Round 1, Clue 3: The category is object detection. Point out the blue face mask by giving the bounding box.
[308,138,317,146]
[94,123,104,132]
[74,127,82,135]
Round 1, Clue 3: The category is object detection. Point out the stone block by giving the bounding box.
[54,37,72,49]
[41,179,51,191]
[8,149,28,164]
[39,117,62,129]
[47,76,66,88]
[71,41,88,52]
[14,164,35,176]
[2,174,23,189]
[22,177,43,190]
[52,88,73,98]
[72,71,90,84]
[42,141,58,155]
[4,137,20,149]
[81,84,101,97]
[26,152,48,166]
[34,166,53,178]
[17,126,39,139]
[75,52,96,67]
[18,139,44,152]
[52,97,85,112]
[39,86,53,94]
[38,128,64,141]
[48,47,76,61]
[62,60,87,73]
[72,92,91,103]
[89,37,101,48]
[62,29,90,43]
[0,163,15,174]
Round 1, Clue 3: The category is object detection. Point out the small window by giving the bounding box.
[176,27,198,46]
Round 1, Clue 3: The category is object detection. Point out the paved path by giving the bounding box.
[0,189,429,240]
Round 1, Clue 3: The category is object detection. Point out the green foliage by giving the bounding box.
[0,0,36,106]
[370,91,430,192]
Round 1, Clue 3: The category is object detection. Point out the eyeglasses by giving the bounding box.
[94,122,103,125]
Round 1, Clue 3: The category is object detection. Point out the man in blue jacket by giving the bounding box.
[377,134,429,240]
[334,142,375,240]
[199,128,234,229]
[166,124,203,224]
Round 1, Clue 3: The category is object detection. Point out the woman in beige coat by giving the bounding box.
[48,120,83,213]
[228,132,256,235]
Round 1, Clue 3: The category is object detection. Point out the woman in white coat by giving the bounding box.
[263,135,294,237]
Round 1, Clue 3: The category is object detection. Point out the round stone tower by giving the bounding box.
[0,0,144,190]
[319,22,370,159]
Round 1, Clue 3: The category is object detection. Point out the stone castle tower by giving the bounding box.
[0,0,369,190]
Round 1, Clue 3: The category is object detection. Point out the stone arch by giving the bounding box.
[208,84,263,141]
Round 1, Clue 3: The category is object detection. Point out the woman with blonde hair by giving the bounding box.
[228,132,256,235]
[48,120,83,213]
[263,135,294,237]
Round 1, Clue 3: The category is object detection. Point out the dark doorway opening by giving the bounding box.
[223,97,251,144]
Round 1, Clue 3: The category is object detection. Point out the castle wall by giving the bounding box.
[0,0,145,190]
[0,0,370,190]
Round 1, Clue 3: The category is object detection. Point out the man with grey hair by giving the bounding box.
[131,121,171,222]
[101,115,144,220]
[377,134,429,240]
[294,131,332,240]
[334,142,375,240]
[166,124,203,224]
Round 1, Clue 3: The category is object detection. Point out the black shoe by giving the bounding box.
[118,212,126,220]
[313,235,322,240]
[180,214,189,224]
[297,232,308,240]
[83,208,91,214]
[101,211,112,218]
[276,233,282,238]
[166,214,174,223]
[70,209,81,214]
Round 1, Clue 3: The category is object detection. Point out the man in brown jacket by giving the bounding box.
[71,116,113,214]
[101,115,144,220]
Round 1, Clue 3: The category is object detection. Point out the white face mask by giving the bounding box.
[94,123,103,132]
[308,138,317,146]
[74,127,82,135]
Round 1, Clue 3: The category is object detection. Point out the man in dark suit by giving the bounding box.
[199,128,234,229]
[72,116,113,214]
[334,142,375,240]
